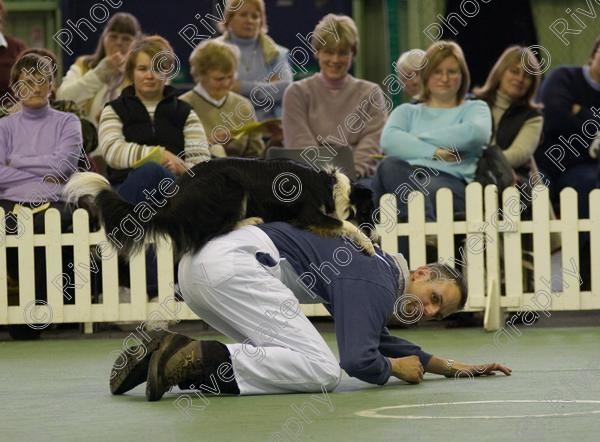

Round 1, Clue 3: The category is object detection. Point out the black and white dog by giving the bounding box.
[63,158,376,259]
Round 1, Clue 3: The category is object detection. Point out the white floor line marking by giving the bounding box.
[356,400,600,419]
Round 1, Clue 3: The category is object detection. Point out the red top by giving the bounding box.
[0,35,27,98]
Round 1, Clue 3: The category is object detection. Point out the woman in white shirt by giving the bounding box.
[56,12,141,126]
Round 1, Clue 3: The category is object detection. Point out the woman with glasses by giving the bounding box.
[56,12,141,126]
[373,40,492,221]
[282,14,388,179]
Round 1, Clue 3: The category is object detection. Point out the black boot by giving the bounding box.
[110,329,194,395]
[146,340,239,401]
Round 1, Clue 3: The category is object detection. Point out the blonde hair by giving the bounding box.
[473,45,541,108]
[311,14,359,55]
[396,49,426,74]
[419,40,470,103]
[219,0,268,34]
[189,39,240,81]
[125,35,175,82]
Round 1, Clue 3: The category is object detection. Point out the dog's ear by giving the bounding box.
[349,184,375,222]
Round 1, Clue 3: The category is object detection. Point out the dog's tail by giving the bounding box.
[63,172,173,257]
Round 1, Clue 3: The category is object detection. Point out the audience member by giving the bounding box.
[473,45,543,181]
[98,35,209,192]
[534,34,600,218]
[1,48,99,161]
[396,49,426,102]
[373,40,491,221]
[217,0,291,122]
[533,36,600,290]
[0,53,83,303]
[0,0,26,99]
[98,35,209,297]
[181,39,264,158]
[0,52,82,214]
[56,13,141,126]
[282,14,388,178]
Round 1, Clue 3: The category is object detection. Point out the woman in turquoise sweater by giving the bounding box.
[373,41,491,221]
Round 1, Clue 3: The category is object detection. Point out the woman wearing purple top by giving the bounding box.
[0,52,83,326]
[0,52,83,215]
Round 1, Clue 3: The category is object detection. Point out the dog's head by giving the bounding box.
[349,183,377,238]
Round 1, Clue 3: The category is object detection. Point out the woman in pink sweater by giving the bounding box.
[282,14,389,178]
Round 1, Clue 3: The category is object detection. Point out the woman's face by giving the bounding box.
[402,68,421,97]
[19,72,51,109]
[317,46,353,81]
[499,63,533,100]
[228,2,262,39]
[427,56,462,103]
[200,69,235,100]
[133,52,166,101]
[103,31,135,57]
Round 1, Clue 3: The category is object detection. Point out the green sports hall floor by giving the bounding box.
[1,313,599,442]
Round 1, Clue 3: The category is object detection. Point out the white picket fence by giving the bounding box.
[378,183,600,329]
[1,183,599,333]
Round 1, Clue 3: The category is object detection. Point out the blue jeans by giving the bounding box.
[116,163,176,296]
[372,156,466,221]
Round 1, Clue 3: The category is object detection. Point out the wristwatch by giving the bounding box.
[444,359,455,377]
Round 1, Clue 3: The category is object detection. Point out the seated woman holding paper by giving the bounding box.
[372,41,492,221]
[98,35,209,199]
[180,39,265,158]
[98,35,209,298]
[282,14,388,179]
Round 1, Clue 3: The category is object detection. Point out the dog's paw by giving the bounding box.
[340,220,375,256]
[356,234,376,256]
[236,217,264,228]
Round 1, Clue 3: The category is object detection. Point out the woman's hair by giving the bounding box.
[10,52,55,88]
[311,14,359,55]
[396,48,426,75]
[419,40,470,103]
[590,34,600,62]
[125,35,175,82]
[14,48,59,86]
[472,45,541,108]
[83,12,141,69]
[218,0,268,34]
[189,39,240,81]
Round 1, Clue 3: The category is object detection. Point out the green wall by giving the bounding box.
[4,0,62,74]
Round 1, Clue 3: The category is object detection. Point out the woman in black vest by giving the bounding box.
[98,35,210,199]
[473,46,544,183]
[97,35,210,297]
[473,46,547,302]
